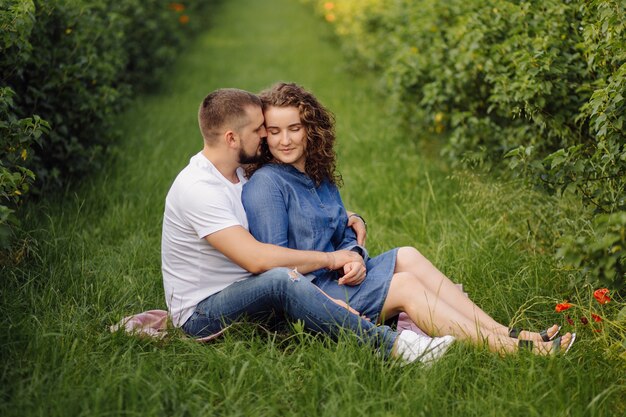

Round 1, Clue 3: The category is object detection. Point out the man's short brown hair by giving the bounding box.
[198,88,262,144]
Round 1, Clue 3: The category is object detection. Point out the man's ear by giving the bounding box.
[224,130,238,149]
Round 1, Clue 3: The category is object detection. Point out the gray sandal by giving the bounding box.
[518,333,576,354]
[509,325,561,342]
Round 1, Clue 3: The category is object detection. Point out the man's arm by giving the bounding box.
[206,225,363,275]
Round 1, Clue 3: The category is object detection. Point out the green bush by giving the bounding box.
[0,87,49,249]
[558,212,626,290]
[0,0,216,251]
[314,0,625,289]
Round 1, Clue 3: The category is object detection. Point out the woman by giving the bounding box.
[242,82,575,356]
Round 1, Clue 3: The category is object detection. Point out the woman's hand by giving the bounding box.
[338,261,366,286]
[346,212,367,246]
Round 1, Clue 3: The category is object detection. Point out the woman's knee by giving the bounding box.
[399,246,426,260]
[384,272,422,315]
[391,271,421,289]
[396,246,429,272]
[388,272,424,303]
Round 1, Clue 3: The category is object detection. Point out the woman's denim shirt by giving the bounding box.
[242,163,367,279]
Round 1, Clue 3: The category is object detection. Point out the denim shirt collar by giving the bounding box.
[267,163,316,188]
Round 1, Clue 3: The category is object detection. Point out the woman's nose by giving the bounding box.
[280,131,290,144]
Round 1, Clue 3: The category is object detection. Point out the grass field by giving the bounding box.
[1,0,624,416]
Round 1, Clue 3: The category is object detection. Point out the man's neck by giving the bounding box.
[201,147,241,184]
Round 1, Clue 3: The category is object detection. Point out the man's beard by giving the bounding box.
[238,147,263,165]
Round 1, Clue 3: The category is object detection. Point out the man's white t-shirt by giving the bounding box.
[162,152,251,327]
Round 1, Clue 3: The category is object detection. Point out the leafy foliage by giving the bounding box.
[0,0,215,250]
[314,0,626,289]
[558,212,626,290]
[0,87,49,248]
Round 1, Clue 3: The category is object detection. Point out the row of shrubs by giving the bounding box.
[0,0,217,250]
[311,0,625,290]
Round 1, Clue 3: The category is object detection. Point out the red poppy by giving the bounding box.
[179,15,189,24]
[593,288,611,304]
[580,317,589,325]
[169,3,185,12]
[591,313,602,322]
[566,315,574,325]
[555,302,573,312]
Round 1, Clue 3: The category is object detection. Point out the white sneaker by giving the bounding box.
[395,330,455,366]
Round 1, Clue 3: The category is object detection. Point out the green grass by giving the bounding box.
[1,0,624,416]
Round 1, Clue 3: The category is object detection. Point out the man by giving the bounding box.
[161,88,454,364]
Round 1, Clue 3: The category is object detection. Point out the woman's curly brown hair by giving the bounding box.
[245,82,342,187]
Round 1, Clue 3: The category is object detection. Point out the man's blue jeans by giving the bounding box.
[182,267,398,356]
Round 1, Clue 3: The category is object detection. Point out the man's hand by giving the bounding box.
[338,261,366,286]
[327,249,364,271]
[346,212,367,246]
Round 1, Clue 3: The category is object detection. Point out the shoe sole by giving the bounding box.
[564,333,576,353]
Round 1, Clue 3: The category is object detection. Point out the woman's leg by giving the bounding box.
[394,247,559,342]
[380,272,572,355]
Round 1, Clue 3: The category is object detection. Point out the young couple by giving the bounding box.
[161,83,575,364]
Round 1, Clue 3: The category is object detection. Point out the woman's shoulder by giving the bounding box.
[254,163,283,175]
[245,164,286,189]
[248,164,283,182]
[248,164,317,190]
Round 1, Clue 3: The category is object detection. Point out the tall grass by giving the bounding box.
[1,0,624,416]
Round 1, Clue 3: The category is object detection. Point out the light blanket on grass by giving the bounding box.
[109,309,227,342]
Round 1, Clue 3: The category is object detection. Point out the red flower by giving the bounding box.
[580,317,589,325]
[555,302,573,312]
[591,313,602,322]
[169,2,185,12]
[593,288,611,304]
[179,15,189,24]
[566,315,574,325]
